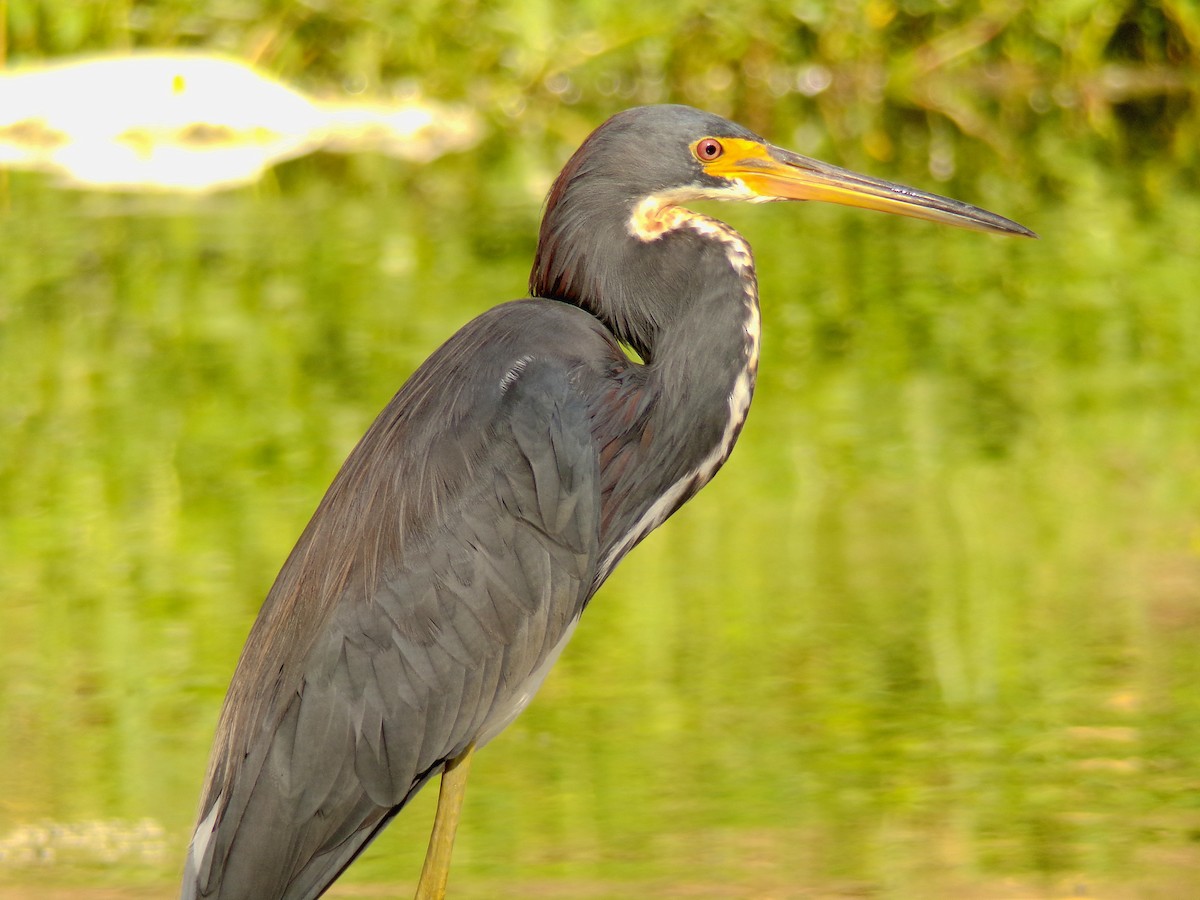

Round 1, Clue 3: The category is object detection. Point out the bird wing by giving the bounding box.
[184,301,616,900]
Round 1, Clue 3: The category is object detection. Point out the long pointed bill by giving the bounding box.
[698,138,1036,238]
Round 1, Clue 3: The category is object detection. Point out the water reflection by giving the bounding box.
[0,155,1198,897]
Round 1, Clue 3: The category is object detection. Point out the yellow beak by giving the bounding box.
[698,138,1036,238]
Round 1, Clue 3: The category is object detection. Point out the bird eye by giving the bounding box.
[694,138,724,162]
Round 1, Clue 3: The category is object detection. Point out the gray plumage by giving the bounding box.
[184,302,623,897]
[184,107,766,900]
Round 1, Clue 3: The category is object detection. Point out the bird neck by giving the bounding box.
[632,210,761,506]
[532,186,760,365]
[639,210,761,444]
[534,200,762,576]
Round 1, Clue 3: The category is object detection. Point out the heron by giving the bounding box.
[181,104,1034,900]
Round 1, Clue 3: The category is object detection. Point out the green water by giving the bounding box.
[1,152,1199,899]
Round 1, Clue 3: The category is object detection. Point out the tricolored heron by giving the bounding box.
[181,105,1034,900]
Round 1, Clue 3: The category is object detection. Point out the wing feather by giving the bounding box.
[183,301,622,900]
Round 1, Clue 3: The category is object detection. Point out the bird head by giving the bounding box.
[543,104,1034,239]
[531,105,1033,352]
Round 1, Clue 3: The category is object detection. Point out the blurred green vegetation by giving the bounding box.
[2,2,1200,898]
[3,0,1199,193]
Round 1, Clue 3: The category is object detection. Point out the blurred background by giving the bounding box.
[1,1,1199,897]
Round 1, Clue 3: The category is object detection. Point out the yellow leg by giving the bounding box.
[414,746,475,900]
